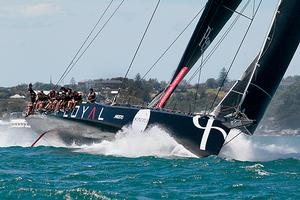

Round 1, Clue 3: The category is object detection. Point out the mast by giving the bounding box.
[216,0,300,134]
[151,0,242,108]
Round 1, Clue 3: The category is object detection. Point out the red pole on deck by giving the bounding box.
[156,67,188,108]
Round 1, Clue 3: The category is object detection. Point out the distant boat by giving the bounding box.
[27,0,300,157]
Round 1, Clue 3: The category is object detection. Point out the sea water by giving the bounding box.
[0,125,299,199]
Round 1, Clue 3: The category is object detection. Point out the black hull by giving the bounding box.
[27,102,234,157]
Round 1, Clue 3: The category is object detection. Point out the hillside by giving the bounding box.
[1,76,300,133]
[260,76,300,133]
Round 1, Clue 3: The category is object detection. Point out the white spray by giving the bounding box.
[75,126,197,158]
[220,129,300,161]
[1,123,299,161]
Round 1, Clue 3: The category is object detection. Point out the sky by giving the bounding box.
[0,0,299,87]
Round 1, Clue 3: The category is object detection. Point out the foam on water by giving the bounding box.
[75,126,197,158]
[0,124,196,158]
[0,126,37,147]
[77,127,300,160]
[0,120,9,126]
[0,125,68,148]
[1,123,299,161]
[220,129,300,161]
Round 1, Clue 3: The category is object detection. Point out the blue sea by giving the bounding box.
[0,125,299,199]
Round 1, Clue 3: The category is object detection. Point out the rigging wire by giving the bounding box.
[193,56,203,112]
[191,52,204,112]
[187,0,251,84]
[54,0,115,89]
[223,5,252,21]
[59,0,125,86]
[208,0,263,112]
[183,2,220,71]
[222,130,243,147]
[141,5,206,80]
[166,0,251,108]
[115,0,161,102]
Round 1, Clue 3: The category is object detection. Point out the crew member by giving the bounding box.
[28,83,36,104]
[87,88,96,103]
[26,83,36,116]
[35,90,48,110]
[45,90,56,111]
[66,89,74,110]
[73,91,83,109]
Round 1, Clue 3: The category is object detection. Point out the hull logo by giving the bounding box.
[193,116,227,150]
[114,114,124,120]
[132,109,151,132]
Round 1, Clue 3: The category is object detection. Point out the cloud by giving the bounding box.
[0,3,61,18]
[18,3,61,17]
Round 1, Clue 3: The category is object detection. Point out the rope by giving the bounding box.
[54,0,115,88]
[222,130,243,147]
[116,0,161,102]
[209,0,262,112]
[57,0,125,87]
[141,5,206,80]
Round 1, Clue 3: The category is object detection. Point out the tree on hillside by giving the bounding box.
[133,73,143,96]
[33,82,53,91]
[148,78,161,91]
[217,67,229,87]
[205,78,218,89]
[134,73,151,102]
